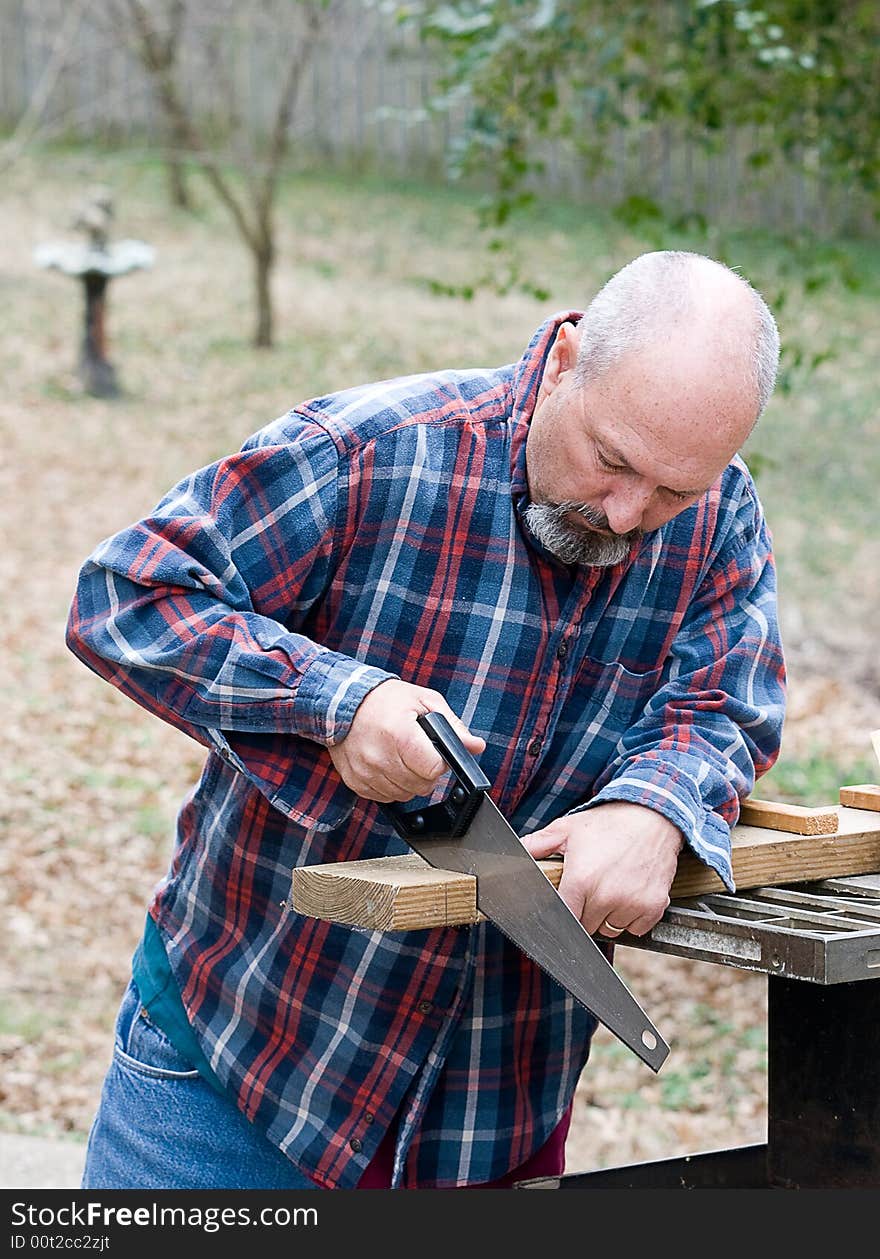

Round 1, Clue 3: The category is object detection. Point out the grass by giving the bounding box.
[0,1001,56,1043]
[0,143,877,1162]
[759,752,879,806]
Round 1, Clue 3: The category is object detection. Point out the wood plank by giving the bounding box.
[672,807,880,895]
[290,853,478,931]
[839,784,880,812]
[290,806,880,931]
[737,798,839,835]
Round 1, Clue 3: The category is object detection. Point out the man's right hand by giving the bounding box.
[327,679,486,803]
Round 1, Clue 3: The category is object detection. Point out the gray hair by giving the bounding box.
[573,251,780,419]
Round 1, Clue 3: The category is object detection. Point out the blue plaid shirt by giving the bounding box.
[67,313,785,1187]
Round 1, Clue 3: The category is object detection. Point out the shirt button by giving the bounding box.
[364,1112,374,1125]
[527,738,543,756]
[349,1138,363,1154]
[417,1000,433,1015]
[556,640,569,661]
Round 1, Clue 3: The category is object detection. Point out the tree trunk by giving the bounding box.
[253,241,274,349]
[166,151,192,210]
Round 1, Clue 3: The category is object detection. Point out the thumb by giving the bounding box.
[521,827,568,860]
[440,708,486,755]
[421,693,486,754]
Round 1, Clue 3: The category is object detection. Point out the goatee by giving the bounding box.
[522,500,640,567]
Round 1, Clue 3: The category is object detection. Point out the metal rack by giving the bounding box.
[626,874,880,984]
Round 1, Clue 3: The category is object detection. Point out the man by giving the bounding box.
[67,250,785,1189]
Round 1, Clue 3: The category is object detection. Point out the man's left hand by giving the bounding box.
[521,802,684,938]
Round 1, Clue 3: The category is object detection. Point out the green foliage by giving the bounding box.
[0,1001,54,1041]
[410,1,879,212]
[403,1,878,303]
[739,449,776,480]
[659,1068,714,1111]
[758,754,879,806]
[397,1,879,464]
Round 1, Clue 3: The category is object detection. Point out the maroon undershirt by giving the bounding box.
[355,1102,573,1189]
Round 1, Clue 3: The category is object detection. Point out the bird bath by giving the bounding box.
[34,187,155,397]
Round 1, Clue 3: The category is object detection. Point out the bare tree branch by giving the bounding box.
[121,0,259,249]
[0,0,94,174]
[102,0,346,345]
[253,1,330,232]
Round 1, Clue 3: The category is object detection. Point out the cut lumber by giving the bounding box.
[737,798,838,835]
[290,805,880,932]
[839,784,880,812]
[291,854,478,932]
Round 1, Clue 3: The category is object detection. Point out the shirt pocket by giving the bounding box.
[569,655,665,762]
[269,741,357,831]
[208,731,357,833]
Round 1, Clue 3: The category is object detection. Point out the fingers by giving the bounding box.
[448,715,486,755]
[582,898,635,937]
[334,749,438,803]
[394,688,486,788]
[535,806,678,938]
[397,723,447,783]
[581,900,629,938]
[561,870,655,938]
[520,825,568,860]
[625,895,671,938]
[597,918,627,939]
[328,680,487,804]
[585,893,671,939]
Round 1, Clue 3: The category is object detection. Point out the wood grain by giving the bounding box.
[737,798,839,835]
[839,784,880,812]
[290,806,880,931]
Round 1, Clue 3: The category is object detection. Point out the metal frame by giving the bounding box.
[623,875,880,984]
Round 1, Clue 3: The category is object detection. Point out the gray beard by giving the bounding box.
[522,500,639,567]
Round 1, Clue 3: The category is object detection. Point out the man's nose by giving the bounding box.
[602,482,653,534]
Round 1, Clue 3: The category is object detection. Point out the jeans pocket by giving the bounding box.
[114,982,201,1081]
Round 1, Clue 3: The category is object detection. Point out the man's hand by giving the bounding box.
[521,802,684,938]
[328,679,486,803]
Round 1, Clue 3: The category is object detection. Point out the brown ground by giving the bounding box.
[1,152,878,1180]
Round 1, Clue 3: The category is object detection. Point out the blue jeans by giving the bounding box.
[82,979,318,1189]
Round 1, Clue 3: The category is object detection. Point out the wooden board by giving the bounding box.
[840,784,880,812]
[290,806,880,932]
[737,798,839,835]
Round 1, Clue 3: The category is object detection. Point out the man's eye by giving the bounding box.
[597,450,624,472]
[667,488,693,503]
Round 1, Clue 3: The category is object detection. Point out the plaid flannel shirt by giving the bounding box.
[66,313,785,1187]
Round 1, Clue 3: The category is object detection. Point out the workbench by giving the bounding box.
[291,790,880,1189]
[514,872,880,1189]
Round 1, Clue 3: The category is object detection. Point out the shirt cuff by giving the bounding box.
[569,763,735,893]
[293,651,398,745]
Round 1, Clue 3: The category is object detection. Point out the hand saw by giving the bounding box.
[382,711,669,1072]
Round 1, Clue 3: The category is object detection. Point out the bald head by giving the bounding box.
[573,251,780,423]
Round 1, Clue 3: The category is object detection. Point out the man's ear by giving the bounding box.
[544,322,580,393]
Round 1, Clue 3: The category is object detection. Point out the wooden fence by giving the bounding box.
[0,0,873,238]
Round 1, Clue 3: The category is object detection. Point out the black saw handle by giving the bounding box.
[380,711,490,840]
